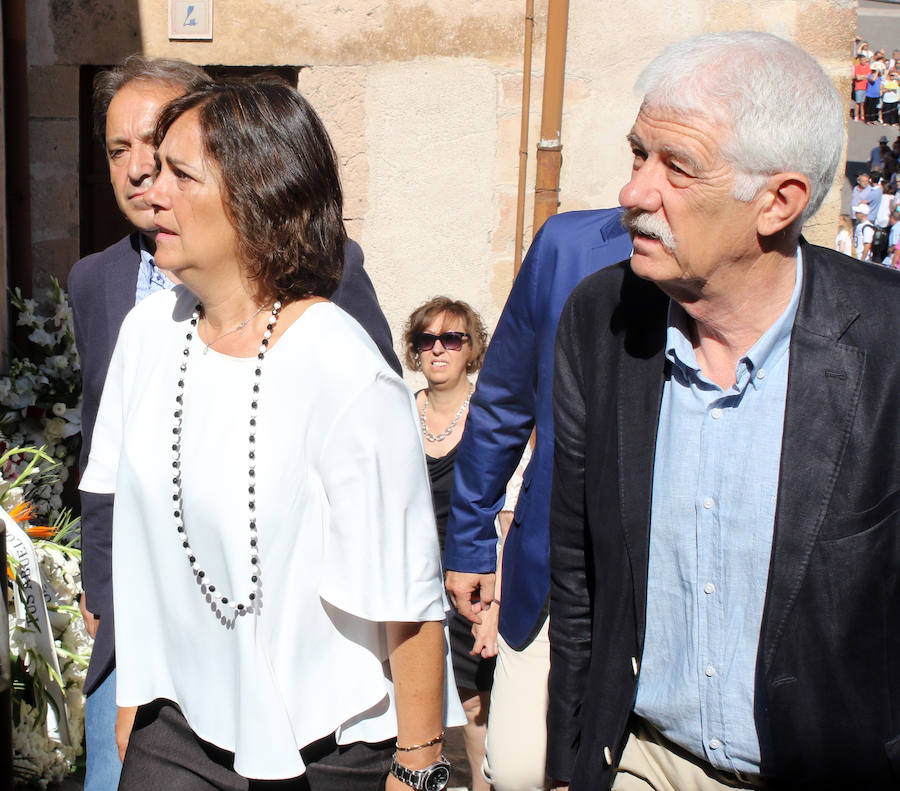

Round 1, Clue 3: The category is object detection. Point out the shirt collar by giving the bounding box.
[139,233,155,267]
[139,234,175,291]
[665,247,804,391]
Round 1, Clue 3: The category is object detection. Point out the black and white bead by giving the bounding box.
[172,300,282,615]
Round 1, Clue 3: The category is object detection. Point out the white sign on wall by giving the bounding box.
[169,0,213,40]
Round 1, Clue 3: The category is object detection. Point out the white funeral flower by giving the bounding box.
[53,303,73,326]
[43,417,67,441]
[27,327,55,348]
[15,298,39,327]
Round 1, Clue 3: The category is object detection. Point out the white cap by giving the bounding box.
[853,203,870,215]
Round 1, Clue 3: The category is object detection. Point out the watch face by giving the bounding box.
[424,765,450,791]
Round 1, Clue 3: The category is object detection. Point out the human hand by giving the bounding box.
[471,599,499,657]
[116,705,138,762]
[445,571,495,624]
[79,596,99,639]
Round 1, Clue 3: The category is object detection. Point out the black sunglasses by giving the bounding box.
[414,331,470,352]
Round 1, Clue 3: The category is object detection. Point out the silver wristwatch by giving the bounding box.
[389,755,451,791]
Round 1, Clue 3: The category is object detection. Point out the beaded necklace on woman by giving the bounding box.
[171,298,282,616]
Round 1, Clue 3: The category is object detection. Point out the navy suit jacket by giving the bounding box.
[69,233,400,694]
[443,209,632,647]
[549,243,900,788]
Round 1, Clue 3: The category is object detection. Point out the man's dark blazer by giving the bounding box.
[548,242,900,789]
[69,233,401,695]
[444,209,631,648]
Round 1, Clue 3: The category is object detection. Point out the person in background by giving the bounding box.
[834,214,852,256]
[870,135,889,174]
[404,297,493,791]
[80,77,459,791]
[851,171,875,221]
[854,202,876,261]
[883,206,900,268]
[866,172,883,223]
[853,55,870,121]
[865,68,883,124]
[881,73,899,126]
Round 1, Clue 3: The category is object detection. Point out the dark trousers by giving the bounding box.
[865,95,880,123]
[884,101,899,125]
[119,700,393,791]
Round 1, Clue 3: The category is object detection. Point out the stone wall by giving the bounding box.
[23,0,855,372]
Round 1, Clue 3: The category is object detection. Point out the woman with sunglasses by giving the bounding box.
[403,297,492,791]
[80,78,461,790]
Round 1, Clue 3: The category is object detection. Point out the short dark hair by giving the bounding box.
[92,54,209,144]
[403,297,488,373]
[154,76,346,302]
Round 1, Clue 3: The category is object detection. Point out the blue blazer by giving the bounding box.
[443,209,632,648]
[69,234,400,695]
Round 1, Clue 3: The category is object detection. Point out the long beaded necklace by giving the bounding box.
[172,299,282,615]
[419,382,473,442]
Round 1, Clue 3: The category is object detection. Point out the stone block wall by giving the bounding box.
[21,0,854,373]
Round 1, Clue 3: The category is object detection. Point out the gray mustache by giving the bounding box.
[623,209,676,253]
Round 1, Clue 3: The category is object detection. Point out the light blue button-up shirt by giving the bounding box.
[634,250,803,776]
[135,236,175,305]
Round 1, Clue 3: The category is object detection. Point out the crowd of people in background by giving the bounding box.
[842,38,900,269]
[852,38,900,124]
[842,143,900,268]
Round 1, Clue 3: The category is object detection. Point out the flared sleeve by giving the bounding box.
[317,370,447,623]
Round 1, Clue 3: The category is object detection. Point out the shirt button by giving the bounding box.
[632,656,639,676]
[710,407,723,419]
[703,497,715,509]
[705,664,716,677]
[709,738,722,750]
[603,746,613,765]
[703,582,715,594]
[757,369,767,380]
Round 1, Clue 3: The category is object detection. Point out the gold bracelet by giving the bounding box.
[395,731,444,751]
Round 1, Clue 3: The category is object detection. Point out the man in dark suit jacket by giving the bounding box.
[70,55,400,790]
[549,31,900,790]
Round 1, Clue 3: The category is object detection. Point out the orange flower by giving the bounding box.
[8,501,34,523]
[6,562,14,580]
[25,524,57,539]
[7,500,56,538]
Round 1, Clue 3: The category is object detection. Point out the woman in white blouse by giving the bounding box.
[81,77,460,790]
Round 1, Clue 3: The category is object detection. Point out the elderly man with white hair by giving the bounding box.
[549,31,900,790]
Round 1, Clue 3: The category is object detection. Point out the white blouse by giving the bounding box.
[81,288,462,779]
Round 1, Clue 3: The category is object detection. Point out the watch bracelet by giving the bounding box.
[389,753,451,790]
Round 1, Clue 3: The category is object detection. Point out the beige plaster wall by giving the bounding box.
[23,0,854,374]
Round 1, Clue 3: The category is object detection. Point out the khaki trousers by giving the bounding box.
[612,720,768,791]
[483,615,550,791]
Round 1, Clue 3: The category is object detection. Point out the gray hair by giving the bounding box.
[92,54,209,144]
[635,31,845,224]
